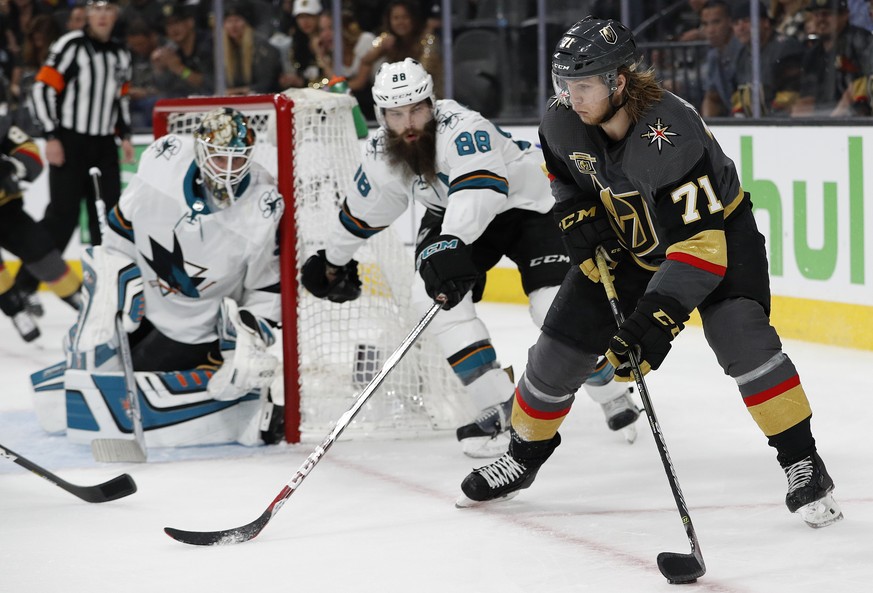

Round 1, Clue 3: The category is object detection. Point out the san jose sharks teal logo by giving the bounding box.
[153,135,181,159]
[144,234,212,297]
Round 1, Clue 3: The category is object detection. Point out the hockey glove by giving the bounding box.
[605,293,688,381]
[209,297,279,401]
[301,249,362,303]
[554,199,625,283]
[416,234,478,310]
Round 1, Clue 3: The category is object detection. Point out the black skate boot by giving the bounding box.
[456,395,514,458]
[600,387,640,431]
[11,310,40,342]
[23,291,44,318]
[260,392,285,445]
[1,287,40,342]
[456,430,561,507]
[783,452,843,528]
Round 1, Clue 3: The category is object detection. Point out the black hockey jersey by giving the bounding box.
[539,91,747,312]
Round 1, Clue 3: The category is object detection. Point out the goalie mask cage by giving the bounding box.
[152,90,471,443]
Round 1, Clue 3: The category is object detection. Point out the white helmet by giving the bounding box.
[193,107,256,206]
[371,58,434,128]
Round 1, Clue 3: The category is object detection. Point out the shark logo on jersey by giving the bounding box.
[569,152,597,175]
[437,110,461,133]
[640,118,678,153]
[144,234,211,297]
[153,135,182,160]
[259,190,283,220]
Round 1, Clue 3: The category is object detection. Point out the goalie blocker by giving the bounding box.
[31,247,284,448]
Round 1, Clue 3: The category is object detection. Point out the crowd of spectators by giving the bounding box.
[0,0,444,131]
[4,0,873,131]
[637,0,873,118]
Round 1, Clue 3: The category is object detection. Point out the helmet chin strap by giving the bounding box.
[599,91,628,125]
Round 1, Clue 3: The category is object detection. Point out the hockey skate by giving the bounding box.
[11,309,40,342]
[23,292,44,318]
[600,388,641,443]
[783,452,843,528]
[456,430,560,507]
[456,395,513,458]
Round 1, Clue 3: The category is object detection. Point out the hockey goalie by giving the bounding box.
[32,108,286,448]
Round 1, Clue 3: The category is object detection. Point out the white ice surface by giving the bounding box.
[1,299,871,593]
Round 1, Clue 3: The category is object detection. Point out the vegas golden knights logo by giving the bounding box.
[599,187,659,255]
[569,152,596,175]
[600,25,617,44]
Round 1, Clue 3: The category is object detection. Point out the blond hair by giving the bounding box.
[224,25,254,85]
[620,66,663,124]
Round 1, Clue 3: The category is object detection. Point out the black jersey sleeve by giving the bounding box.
[538,126,601,208]
[647,154,727,312]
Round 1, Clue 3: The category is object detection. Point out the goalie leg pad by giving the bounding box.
[64,368,262,447]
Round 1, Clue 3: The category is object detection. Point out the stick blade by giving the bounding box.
[657,552,706,584]
[164,511,271,546]
[91,438,147,463]
[86,474,136,502]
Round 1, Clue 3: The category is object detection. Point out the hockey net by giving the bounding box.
[152,90,470,443]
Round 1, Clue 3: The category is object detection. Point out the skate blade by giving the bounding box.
[460,433,511,459]
[622,424,637,444]
[454,490,521,509]
[799,493,844,528]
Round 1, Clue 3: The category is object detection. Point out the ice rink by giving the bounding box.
[1,298,871,593]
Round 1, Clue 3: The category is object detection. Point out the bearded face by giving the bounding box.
[381,100,438,185]
[384,115,438,185]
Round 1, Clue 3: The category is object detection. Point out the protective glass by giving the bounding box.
[552,73,614,108]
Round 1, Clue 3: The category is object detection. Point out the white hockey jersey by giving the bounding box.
[104,134,283,344]
[325,99,554,266]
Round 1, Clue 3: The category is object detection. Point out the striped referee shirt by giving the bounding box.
[31,29,132,139]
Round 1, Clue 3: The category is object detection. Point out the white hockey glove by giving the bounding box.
[208,297,280,401]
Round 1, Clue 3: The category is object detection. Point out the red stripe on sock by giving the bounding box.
[743,374,801,407]
[514,387,571,421]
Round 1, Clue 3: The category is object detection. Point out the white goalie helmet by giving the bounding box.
[193,107,257,206]
[371,58,434,128]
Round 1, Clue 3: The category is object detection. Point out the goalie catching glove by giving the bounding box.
[300,250,362,303]
[416,234,478,310]
[554,199,625,283]
[605,293,689,381]
[208,297,279,401]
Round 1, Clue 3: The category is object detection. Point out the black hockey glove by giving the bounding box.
[300,250,362,303]
[605,293,689,381]
[554,199,625,283]
[0,155,18,181]
[416,234,477,310]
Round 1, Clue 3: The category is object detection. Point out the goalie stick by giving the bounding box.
[87,166,148,463]
[164,301,444,545]
[0,442,137,503]
[596,249,706,584]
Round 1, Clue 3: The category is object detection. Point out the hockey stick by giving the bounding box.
[87,167,148,463]
[0,442,137,503]
[595,249,705,584]
[164,301,444,545]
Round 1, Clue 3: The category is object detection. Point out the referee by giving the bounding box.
[15,0,134,312]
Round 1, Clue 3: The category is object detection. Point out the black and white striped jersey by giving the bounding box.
[31,29,132,138]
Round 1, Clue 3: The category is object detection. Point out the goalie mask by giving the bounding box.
[551,17,641,109]
[194,107,256,205]
[372,58,434,128]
